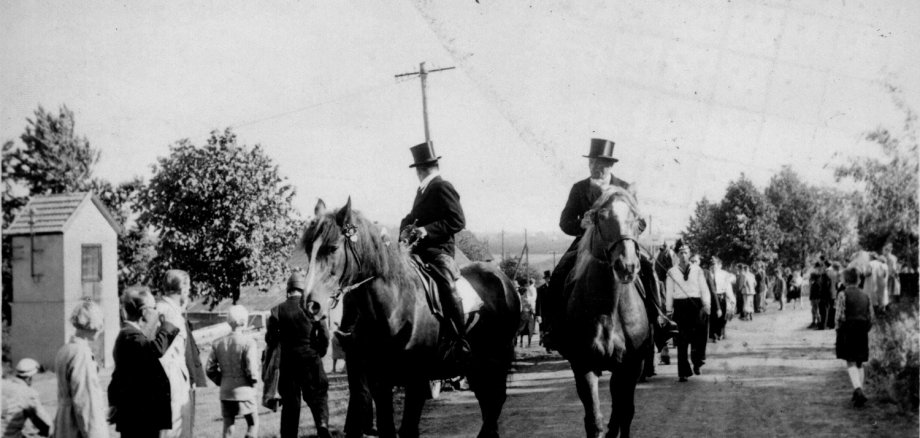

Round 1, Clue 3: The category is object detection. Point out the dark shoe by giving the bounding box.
[363,427,379,436]
[317,426,333,438]
[693,365,701,375]
[678,376,688,382]
[854,388,867,407]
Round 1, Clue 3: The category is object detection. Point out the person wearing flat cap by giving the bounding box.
[1,358,52,437]
[544,138,675,350]
[266,272,331,438]
[398,141,468,358]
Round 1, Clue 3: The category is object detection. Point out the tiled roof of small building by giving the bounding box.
[5,192,121,236]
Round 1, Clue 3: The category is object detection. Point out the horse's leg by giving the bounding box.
[370,380,396,438]
[398,379,428,438]
[469,358,508,438]
[574,368,604,438]
[606,358,643,438]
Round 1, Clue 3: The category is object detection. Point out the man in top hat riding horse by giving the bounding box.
[544,138,675,350]
[399,141,469,358]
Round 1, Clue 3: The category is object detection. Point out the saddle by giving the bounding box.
[407,255,483,331]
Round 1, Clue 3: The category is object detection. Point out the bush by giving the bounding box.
[865,297,919,412]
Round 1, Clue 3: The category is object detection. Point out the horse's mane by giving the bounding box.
[576,185,641,255]
[301,208,415,290]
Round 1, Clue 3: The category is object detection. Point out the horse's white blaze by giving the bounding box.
[304,235,323,294]
[611,199,632,231]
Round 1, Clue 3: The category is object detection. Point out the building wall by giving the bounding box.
[63,201,119,368]
[9,234,66,369]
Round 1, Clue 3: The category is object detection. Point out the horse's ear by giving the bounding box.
[314,198,327,216]
[336,196,353,226]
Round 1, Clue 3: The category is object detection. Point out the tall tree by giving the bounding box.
[710,174,781,264]
[137,128,300,302]
[835,85,919,267]
[2,106,100,224]
[682,197,719,262]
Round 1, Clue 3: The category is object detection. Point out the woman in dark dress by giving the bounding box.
[835,267,875,407]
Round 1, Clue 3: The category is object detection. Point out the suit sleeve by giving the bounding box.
[560,182,585,236]
[665,271,675,313]
[421,182,465,240]
[265,308,280,350]
[205,346,221,386]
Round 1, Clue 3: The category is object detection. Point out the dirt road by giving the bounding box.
[415,305,917,437]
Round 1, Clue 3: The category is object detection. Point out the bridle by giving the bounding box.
[328,222,374,310]
[589,204,642,266]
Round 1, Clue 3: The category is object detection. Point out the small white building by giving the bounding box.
[5,193,121,369]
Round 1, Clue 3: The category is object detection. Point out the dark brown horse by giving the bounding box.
[557,186,652,438]
[298,198,520,438]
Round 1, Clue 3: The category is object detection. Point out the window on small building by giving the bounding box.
[81,245,102,300]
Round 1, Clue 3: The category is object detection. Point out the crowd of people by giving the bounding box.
[1,270,332,438]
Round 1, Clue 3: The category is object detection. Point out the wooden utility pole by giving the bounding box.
[395,62,456,143]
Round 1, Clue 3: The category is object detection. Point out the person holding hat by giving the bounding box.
[398,141,468,358]
[544,138,674,350]
[665,240,712,381]
[265,272,331,438]
[108,286,181,438]
[1,358,52,437]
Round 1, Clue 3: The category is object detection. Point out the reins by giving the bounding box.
[328,223,375,310]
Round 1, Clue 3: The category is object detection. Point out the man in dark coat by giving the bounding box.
[108,287,180,438]
[266,273,331,438]
[399,141,467,345]
[535,270,552,350]
[544,138,674,349]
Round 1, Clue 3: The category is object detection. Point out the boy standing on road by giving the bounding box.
[207,305,260,438]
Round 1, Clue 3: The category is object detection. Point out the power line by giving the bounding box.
[228,79,410,130]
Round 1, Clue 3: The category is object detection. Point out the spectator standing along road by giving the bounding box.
[53,300,108,438]
[266,273,331,438]
[156,270,194,438]
[108,287,180,438]
[206,305,261,438]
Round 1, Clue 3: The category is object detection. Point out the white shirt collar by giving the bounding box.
[418,170,440,193]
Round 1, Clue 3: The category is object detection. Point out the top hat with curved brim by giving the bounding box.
[409,141,441,168]
[583,138,619,162]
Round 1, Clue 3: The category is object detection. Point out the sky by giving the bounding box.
[2,1,918,239]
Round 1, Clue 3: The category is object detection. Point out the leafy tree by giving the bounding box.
[708,174,781,264]
[498,255,540,285]
[2,106,153,294]
[682,197,719,262]
[137,128,300,302]
[456,230,492,262]
[835,85,919,267]
[2,106,100,225]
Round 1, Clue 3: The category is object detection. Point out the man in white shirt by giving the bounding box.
[665,240,711,382]
[157,270,193,438]
[710,257,734,341]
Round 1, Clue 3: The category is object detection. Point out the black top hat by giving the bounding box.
[583,138,618,162]
[409,141,441,168]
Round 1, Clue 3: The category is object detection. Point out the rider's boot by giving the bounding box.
[639,255,678,350]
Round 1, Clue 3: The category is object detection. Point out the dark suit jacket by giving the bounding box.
[399,175,465,259]
[535,283,550,318]
[108,321,179,432]
[185,320,207,388]
[559,176,630,250]
[266,296,329,364]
